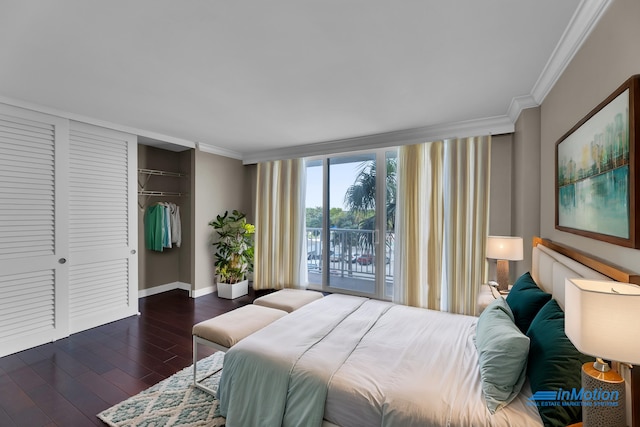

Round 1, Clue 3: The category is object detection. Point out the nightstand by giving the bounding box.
[478,284,512,314]
[490,286,502,298]
[477,284,498,314]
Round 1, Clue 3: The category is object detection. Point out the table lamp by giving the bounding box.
[565,278,640,427]
[485,236,523,292]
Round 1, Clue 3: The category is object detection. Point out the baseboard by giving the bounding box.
[139,282,224,299]
[138,281,191,298]
[191,284,217,299]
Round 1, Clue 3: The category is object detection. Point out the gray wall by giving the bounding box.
[192,150,248,292]
[488,133,536,283]
[513,107,541,276]
[489,134,513,237]
[488,127,543,281]
[539,0,640,272]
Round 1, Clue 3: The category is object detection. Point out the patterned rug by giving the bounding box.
[98,351,226,426]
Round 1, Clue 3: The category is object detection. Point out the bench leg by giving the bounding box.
[193,336,198,390]
[192,335,227,397]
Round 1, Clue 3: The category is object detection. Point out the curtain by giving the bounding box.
[441,136,491,315]
[254,158,306,290]
[394,142,443,309]
[393,136,491,315]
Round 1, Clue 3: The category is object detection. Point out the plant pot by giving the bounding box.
[217,279,249,299]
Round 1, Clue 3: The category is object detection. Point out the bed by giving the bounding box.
[217,237,639,426]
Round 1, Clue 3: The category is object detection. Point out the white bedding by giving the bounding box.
[218,294,543,427]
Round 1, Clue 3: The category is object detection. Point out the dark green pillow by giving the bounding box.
[506,272,551,333]
[526,299,594,427]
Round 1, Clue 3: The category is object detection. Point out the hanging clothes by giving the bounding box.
[170,203,182,247]
[163,203,172,249]
[144,204,165,252]
[144,202,182,252]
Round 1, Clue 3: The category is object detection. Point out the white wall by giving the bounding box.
[539,0,640,272]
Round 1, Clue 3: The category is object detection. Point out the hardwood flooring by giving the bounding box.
[0,288,267,426]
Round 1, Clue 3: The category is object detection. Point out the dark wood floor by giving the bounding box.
[0,288,267,427]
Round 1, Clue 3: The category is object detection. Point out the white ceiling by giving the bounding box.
[0,1,610,161]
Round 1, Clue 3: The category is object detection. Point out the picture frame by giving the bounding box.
[555,75,640,248]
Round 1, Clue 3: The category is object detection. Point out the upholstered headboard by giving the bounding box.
[531,242,610,309]
[531,237,640,294]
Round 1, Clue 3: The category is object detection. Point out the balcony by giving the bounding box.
[306,227,394,296]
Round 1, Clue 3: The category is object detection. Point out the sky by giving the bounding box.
[306,162,360,209]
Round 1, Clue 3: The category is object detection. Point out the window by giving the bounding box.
[305,149,397,299]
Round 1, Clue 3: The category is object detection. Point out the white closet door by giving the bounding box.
[0,104,69,357]
[67,121,138,333]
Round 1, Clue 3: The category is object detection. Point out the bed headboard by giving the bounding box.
[532,239,607,309]
[531,237,640,426]
[531,237,640,309]
[532,237,640,284]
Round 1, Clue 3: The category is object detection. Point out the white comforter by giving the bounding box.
[217,294,542,427]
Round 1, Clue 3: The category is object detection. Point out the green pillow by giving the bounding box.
[526,299,594,427]
[506,272,551,333]
[476,297,530,413]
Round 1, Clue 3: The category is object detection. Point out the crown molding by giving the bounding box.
[197,142,243,160]
[507,95,539,123]
[502,0,612,125]
[242,115,514,164]
[530,0,613,105]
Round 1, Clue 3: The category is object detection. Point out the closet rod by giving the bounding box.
[137,191,188,209]
[138,191,186,197]
[138,168,186,178]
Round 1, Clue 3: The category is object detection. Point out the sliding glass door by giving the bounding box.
[305,149,396,299]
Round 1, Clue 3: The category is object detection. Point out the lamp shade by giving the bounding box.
[485,236,523,261]
[565,278,640,365]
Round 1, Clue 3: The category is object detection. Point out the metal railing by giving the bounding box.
[306,227,394,282]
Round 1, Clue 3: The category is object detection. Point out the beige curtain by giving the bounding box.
[254,159,306,290]
[393,136,490,315]
[441,136,491,315]
[394,142,443,309]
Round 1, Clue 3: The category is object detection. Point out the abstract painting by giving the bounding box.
[556,75,640,248]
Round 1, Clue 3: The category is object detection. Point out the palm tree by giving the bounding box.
[343,157,397,253]
[343,157,396,231]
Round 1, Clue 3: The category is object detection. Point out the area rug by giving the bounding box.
[98,351,226,426]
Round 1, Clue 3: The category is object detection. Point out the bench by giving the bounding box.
[192,304,287,395]
[253,288,323,313]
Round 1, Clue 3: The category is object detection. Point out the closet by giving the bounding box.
[137,145,192,293]
[0,103,138,357]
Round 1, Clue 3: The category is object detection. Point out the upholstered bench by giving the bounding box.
[253,288,323,313]
[192,304,287,395]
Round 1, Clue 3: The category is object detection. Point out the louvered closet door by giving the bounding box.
[67,121,138,333]
[0,104,69,357]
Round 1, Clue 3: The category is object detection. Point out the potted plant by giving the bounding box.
[209,210,255,299]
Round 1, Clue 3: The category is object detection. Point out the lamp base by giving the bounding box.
[496,259,509,292]
[582,362,625,427]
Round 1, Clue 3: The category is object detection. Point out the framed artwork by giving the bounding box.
[556,75,640,248]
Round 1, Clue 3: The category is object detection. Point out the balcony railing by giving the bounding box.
[306,227,394,295]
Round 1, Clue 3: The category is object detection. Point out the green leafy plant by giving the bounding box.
[209,210,255,284]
